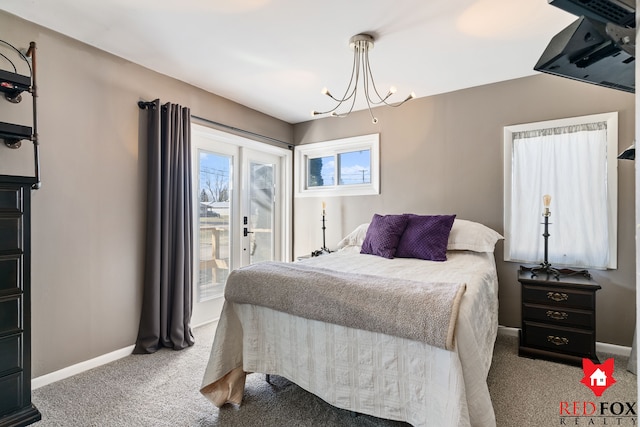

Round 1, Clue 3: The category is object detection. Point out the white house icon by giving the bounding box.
[590,368,607,386]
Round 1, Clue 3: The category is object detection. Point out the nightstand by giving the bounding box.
[518,268,601,366]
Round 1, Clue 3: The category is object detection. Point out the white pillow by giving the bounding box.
[336,223,370,249]
[337,219,503,253]
[447,219,503,252]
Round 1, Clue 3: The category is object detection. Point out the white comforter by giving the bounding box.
[201,247,499,427]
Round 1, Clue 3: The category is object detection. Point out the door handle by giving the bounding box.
[243,216,254,237]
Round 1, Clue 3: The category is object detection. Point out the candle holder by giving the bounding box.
[528,207,561,280]
[311,210,331,257]
[522,195,590,280]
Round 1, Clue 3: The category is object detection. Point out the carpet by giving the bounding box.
[31,322,636,426]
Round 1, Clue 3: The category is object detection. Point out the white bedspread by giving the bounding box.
[201,248,499,427]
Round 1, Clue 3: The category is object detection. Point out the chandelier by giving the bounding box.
[311,33,415,124]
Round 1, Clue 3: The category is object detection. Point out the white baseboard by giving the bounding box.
[497,325,520,338]
[31,320,219,390]
[596,341,633,357]
[192,317,219,329]
[497,325,632,357]
[32,344,135,390]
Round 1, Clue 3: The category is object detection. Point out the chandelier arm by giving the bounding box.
[316,48,359,115]
[343,61,361,115]
[317,57,361,117]
[361,57,375,107]
[330,92,359,118]
[361,61,378,123]
[331,48,360,103]
[363,50,390,105]
[316,85,356,114]
[383,89,417,107]
[332,95,359,118]
[385,96,413,108]
[313,90,354,115]
[324,46,360,104]
[333,64,361,118]
[362,52,372,102]
[321,86,358,111]
[364,48,414,108]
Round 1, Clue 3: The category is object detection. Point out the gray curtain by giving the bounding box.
[134,99,195,354]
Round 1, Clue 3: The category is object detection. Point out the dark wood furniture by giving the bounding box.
[0,176,41,427]
[518,268,601,366]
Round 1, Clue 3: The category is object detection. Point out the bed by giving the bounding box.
[200,216,503,427]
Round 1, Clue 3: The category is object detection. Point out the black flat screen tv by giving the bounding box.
[534,16,635,93]
[548,0,635,28]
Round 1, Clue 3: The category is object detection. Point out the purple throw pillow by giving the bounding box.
[360,214,409,259]
[395,214,456,261]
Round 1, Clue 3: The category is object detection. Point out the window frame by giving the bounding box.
[294,133,380,197]
[503,112,618,269]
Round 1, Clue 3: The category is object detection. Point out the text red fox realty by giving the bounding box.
[557,358,636,426]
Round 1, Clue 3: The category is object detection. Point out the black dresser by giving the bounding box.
[518,268,601,367]
[0,176,41,426]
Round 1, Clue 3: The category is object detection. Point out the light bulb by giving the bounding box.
[389,86,397,94]
[543,194,551,216]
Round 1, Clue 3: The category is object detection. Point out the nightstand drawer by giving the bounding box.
[522,303,594,328]
[522,322,594,356]
[522,285,595,310]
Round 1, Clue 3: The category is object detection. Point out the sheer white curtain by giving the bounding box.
[508,122,610,269]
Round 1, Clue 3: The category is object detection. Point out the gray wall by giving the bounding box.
[293,75,636,347]
[1,11,292,377]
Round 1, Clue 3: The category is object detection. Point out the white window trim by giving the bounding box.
[294,133,380,197]
[503,112,618,269]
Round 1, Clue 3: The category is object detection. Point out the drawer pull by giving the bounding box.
[546,310,569,320]
[547,335,569,346]
[547,292,568,302]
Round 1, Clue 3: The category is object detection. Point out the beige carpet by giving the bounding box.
[31,322,636,426]
[489,333,637,426]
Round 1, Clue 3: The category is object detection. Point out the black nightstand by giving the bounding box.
[518,268,601,366]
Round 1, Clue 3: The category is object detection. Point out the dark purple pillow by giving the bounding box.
[360,214,409,259]
[395,214,456,261]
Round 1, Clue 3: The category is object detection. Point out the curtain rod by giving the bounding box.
[137,101,293,150]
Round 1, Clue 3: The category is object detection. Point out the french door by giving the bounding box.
[190,124,291,326]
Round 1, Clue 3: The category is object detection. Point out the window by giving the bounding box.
[196,150,231,301]
[503,112,618,270]
[295,133,379,197]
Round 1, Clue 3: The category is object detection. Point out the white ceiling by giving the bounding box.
[0,0,578,124]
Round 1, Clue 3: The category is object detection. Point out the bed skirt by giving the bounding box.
[201,303,496,427]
